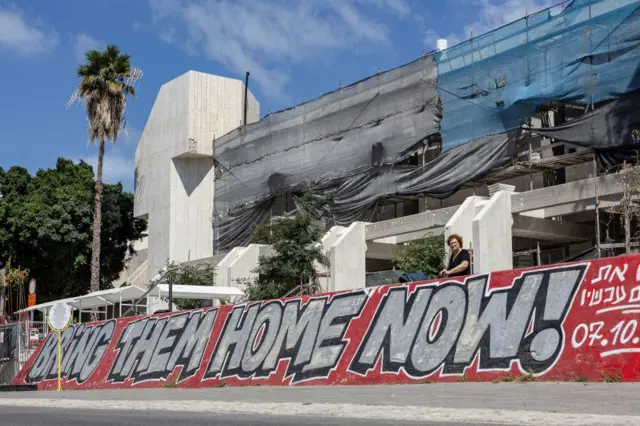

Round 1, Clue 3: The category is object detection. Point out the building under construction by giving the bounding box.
[131,0,640,290]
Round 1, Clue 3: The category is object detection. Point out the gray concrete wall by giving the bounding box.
[134,71,259,283]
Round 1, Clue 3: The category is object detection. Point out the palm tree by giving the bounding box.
[69,45,142,302]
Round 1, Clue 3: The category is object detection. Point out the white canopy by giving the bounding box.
[16,284,244,316]
[153,284,243,300]
[16,285,147,314]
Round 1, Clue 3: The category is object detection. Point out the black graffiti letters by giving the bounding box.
[207,304,260,377]
[300,292,367,379]
[107,309,217,383]
[442,272,543,373]
[205,292,367,383]
[350,266,585,377]
[63,324,99,382]
[81,321,115,381]
[169,309,217,380]
[260,298,325,373]
[43,326,76,381]
[517,267,586,372]
[348,286,433,374]
[242,302,281,373]
[24,264,587,386]
[27,331,57,383]
[144,313,189,379]
[26,321,116,384]
[410,285,466,375]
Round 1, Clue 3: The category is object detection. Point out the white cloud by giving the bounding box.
[374,0,411,18]
[132,20,142,31]
[148,0,406,101]
[119,125,142,147]
[73,33,105,62]
[0,5,58,56]
[78,149,135,187]
[73,125,140,189]
[464,0,556,38]
[424,0,555,52]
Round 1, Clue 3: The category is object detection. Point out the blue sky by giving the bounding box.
[0,0,556,191]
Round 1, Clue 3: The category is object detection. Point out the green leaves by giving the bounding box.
[0,158,147,305]
[71,44,141,144]
[164,261,216,311]
[393,234,446,278]
[244,190,330,302]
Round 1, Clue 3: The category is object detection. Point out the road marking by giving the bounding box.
[0,398,638,425]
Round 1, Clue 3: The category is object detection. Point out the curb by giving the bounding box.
[0,385,38,392]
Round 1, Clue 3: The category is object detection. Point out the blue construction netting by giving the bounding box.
[436,0,640,152]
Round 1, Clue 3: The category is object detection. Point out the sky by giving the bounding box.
[0,0,558,191]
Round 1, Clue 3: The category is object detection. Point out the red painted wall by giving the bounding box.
[13,255,640,390]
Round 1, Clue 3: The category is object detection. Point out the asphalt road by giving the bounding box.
[1,383,640,425]
[1,407,491,426]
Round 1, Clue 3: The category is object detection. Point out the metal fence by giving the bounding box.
[0,323,19,385]
[0,321,49,385]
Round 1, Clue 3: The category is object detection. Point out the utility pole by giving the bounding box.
[244,72,250,126]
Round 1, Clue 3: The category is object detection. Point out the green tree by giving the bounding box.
[69,45,142,296]
[0,158,147,307]
[243,191,330,302]
[164,261,217,310]
[393,234,446,278]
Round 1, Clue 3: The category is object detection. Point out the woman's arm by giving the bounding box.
[446,260,469,275]
[444,250,470,275]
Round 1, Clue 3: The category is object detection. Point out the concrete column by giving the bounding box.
[227,244,274,293]
[330,222,368,292]
[170,156,215,265]
[444,196,487,269]
[213,244,274,294]
[214,246,245,287]
[472,186,515,274]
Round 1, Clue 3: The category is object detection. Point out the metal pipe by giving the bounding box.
[624,161,631,254]
[594,155,601,258]
[625,205,632,254]
[122,266,179,317]
[243,71,250,125]
[168,272,173,313]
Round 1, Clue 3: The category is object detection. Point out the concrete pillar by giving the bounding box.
[472,185,515,274]
[227,244,274,293]
[314,226,345,292]
[418,194,426,213]
[330,222,368,292]
[214,246,245,287]
[213,244,275,293]
[170,156,215,265]
[444,196,487,269]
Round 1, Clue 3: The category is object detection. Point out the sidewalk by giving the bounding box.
[0,383,639,425]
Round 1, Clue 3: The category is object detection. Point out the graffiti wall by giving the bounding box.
[13,255,640,389]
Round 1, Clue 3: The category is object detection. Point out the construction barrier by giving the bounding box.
[13,255,640,390]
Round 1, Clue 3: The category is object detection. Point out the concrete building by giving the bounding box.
[121,0,639,296]
[122,71,629,295]
[119,71,259,286]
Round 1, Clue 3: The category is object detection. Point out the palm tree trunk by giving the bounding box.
[89,139,105,321]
